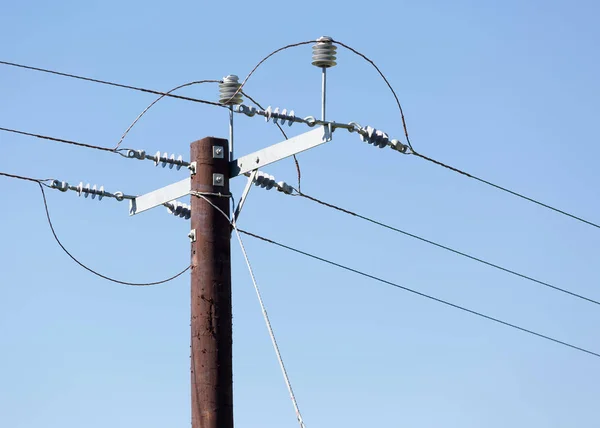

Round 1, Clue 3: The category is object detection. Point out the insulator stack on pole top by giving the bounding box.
[313,36,337,122]
[219,75,242,160]
[312,36,337,68]
[219,75,243,106]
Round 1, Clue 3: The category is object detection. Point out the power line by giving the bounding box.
[37,181,190,286]
[223,40,315,106]
[0,171,51,184]
[0,171,190,286]
[1,127,119,153]
[239,229,600,360]
[331,39,414,152]
[0,60,224,108]
[315,41,599,231]
[115,79,221,150]
[292,190,600,307]
[412,151,600,230]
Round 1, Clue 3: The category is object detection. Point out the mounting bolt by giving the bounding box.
[188,162,197,175]
[188,229,197,242]
[255,157,260,164]
[213,146,224,159]
[213,173,224,186]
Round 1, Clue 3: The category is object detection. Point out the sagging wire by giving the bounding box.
[115,79,221,150]
[221,40,316,107]
[0,171,189,286]
[328,41,600,230]
[38,183,190,286]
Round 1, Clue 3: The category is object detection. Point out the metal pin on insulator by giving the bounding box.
[236,104,257,117]
[390,139,408,153]
[276,181,294,195]
[127,149,146,160]
[50,180,69,192]
[312,36,337,68]
[219,75,243,105]
[165,201,191,220]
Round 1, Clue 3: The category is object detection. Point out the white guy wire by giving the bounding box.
[192,192,307,428]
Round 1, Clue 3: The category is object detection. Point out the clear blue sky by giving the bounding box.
[1,1,599,427]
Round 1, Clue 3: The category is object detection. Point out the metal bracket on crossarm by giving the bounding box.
[229,126,332,178]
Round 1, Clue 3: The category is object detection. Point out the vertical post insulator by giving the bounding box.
[313,36,337,122]
[219,75,243,106]
[312,36,337,68]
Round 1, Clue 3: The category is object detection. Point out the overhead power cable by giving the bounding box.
[411,152,600,230]
[0,171,52,184]
[291,190,600,307]
[329,41,599,230]
[0,60,224,107]
[38,181,190,286]
[1,127,118,153]
[222,40,316,106]
[115,79,221,150]
[331,39,414,153]
[239,229,600,360]
[0,171,189,286]
[285,39,597,231]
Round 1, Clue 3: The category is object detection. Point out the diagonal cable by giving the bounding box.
[0,171,189,286]
[327,40,598,231]
[412,151,600,230]
[292,190,600,306]
[239,229,600,360]
[37,182,190,286]
[1,127,118,153]
[193,192,307,428]
[0,60,224,107]
[115,79,221,150]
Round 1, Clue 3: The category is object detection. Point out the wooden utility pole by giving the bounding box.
[190,136,233,428]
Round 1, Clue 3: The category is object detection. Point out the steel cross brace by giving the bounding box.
[129,126,331,217]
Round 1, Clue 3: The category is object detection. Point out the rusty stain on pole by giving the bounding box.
[190,137,233,428]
